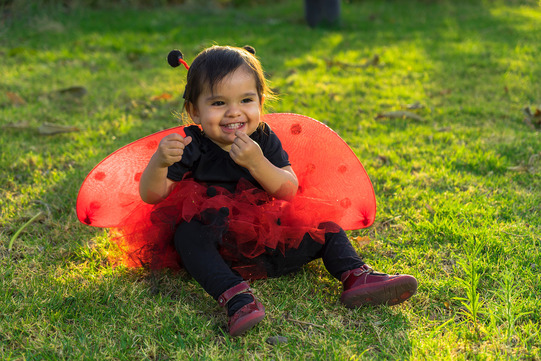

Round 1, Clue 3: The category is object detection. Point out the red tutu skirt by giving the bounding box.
[112,178,344,278]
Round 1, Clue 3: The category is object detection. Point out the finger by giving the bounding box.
[165,147,182,157]
[230,143,241,157]
[162,134,184,148]
[171,133,193,146]
[183,135,193,146]
[229,147,238,161]
[166,133,185,142]
[173,146,185,155]
[232,137,242,149]
[234,130,250,143]
[164,140,185,152]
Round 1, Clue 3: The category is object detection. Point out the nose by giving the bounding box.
[225,104,241,117]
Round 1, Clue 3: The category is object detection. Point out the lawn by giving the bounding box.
[1,0,540,359]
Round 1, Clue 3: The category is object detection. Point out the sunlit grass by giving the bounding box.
[1,0,540,359]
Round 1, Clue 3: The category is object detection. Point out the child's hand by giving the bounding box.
[154,133,192,168]
[230,131,264,170]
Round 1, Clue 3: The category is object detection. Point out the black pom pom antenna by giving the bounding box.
[242,45,256,55]
[167,49,190,70]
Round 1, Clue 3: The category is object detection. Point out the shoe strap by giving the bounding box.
[341,265,373,282]
[218,281,251,308]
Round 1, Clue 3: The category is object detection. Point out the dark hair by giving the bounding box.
[183,45,272,111]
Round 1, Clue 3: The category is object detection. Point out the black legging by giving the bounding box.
[173,216,364,301]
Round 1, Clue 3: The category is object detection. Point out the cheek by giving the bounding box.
[251,103,262,115]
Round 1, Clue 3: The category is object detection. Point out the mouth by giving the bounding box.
[221,122,246,132]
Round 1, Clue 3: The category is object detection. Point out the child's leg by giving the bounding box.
[317,223,366,279]
[261,222,417,306]
[173,218,243,300]
[319,225,418,307]
[262,222,363,278]
[174,216,265,336]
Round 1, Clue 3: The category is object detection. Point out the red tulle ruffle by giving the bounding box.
[111,179,343,277]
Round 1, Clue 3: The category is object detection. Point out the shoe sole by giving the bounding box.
[340,275,418,308]
[229,310,265,337]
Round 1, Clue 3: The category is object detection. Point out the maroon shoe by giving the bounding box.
[218,281,265,337]
[340,265,418,308]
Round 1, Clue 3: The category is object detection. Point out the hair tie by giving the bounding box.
[167,49,190,70]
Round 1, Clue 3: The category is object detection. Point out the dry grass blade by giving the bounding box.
[1,121,31,129]
[55,86,88,98]
[354,236,371,248]
[375,111,424,121]
[283,313,325,329]
[324,54,380,69]
[38,122,80,135]
[6,91,26,106]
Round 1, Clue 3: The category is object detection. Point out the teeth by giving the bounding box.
[224,123,244,129]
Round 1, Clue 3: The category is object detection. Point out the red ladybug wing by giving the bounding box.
[265,113,376,230]
[76,114,376,230]
[76,127,186,227]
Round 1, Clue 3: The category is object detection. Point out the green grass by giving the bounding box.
[1,0,540,359]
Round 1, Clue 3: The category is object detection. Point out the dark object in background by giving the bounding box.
[304,0,341,27]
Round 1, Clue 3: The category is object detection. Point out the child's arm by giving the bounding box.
[230,131,298,201]
[139,133,192,204]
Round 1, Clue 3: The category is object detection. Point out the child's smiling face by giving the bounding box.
[188,66,263,151]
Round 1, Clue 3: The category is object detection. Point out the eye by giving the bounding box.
[211,101,225,106]
[241,97,254,103]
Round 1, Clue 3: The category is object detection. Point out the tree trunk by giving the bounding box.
[304,0,341,27]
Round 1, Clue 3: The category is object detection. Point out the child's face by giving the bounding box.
[188,66,263,151]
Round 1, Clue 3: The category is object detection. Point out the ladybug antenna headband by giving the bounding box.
[167,49,190,70]
[167,45,256,71]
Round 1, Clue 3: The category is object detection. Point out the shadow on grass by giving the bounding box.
[2,0,537,270]
[1,1,539,357]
